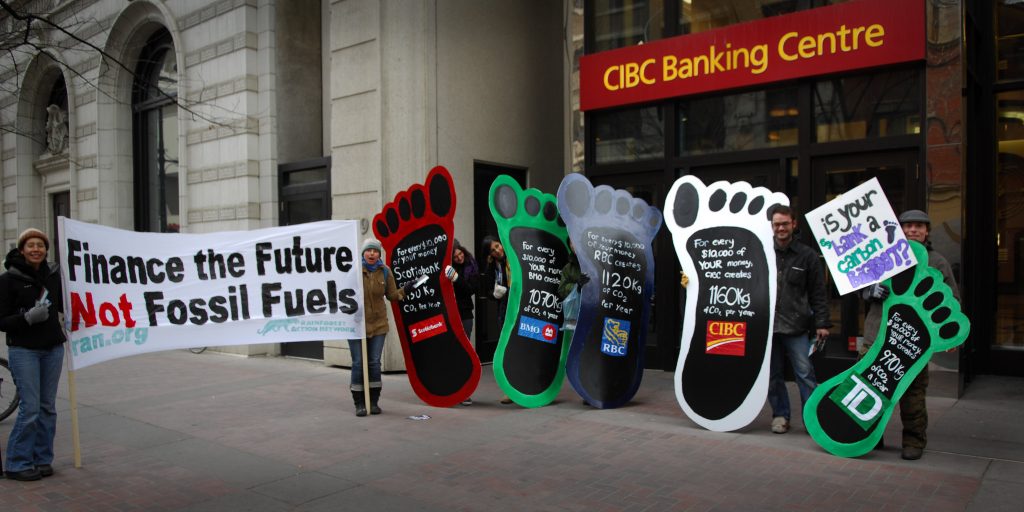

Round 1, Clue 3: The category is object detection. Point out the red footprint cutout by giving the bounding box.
[372,166,481,407]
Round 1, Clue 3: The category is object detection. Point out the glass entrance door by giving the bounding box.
[279,160,330,360]
[589,172,673,370]
[810,151,917,380]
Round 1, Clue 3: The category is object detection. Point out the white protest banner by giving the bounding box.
[804,177,917,295]
[59,218,364,369]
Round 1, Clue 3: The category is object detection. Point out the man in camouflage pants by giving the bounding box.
[861,209,960,460]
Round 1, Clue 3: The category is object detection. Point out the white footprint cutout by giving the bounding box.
[664,175,789,431]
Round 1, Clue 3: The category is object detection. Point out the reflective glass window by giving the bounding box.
[678,86,798,155]
[998,0,1024,81]
[593,0,665,52]
[814,69,921,142]
[678,0,798,35]
[133,29,180,233]
[593,105,665,163]
[996,90,1024,349]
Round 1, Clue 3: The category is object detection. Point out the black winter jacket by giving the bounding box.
[451,260,478,320]
[0,248,66,350]
[773,239,831,335]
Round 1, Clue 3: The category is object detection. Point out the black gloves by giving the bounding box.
[402,282,415,295]
[577,273,590,289]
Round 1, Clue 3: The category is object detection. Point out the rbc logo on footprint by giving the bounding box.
[518,315,559,344]
[601,318,630,357]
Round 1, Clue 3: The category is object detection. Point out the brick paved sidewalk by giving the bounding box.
[1,350,1021,511]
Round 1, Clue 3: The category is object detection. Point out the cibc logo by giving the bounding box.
[705,320,746,356]
[829,373,891,430]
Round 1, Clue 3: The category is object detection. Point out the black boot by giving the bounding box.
[351,390,367,417]
[369,387,382,415]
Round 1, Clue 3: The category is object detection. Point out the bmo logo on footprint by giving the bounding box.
[518,315,558,344]
[409,314,447,343]
[705,320,746,356]
[601,318,630,357]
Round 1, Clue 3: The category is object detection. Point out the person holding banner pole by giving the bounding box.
[350,238,412,417]
[861,209,959,460]
[0,229,65,481]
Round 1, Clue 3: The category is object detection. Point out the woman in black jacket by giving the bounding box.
[0,228,65,481]
[447,240,479,338]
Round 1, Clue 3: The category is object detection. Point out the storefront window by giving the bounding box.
[996,91,1024,350]
[679,0,798,35]
[592,0,665,52]
[997,0,1024,82]
[678,86,798,156]
[814,69,921,143]
[593,105,665,164]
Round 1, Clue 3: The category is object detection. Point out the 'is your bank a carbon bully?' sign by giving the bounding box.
[58,218,364,369]
[804,178,916,296]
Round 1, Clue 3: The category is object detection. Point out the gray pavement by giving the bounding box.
[1,349,1022,511]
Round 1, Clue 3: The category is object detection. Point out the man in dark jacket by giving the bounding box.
[767,206,831,434]
[1,228,66,481]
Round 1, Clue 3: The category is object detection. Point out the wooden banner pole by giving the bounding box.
[361,337,371,409]
[63,346,82,468]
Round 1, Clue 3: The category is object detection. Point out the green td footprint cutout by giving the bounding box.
[489,176,571,408]
[804,240,970,457]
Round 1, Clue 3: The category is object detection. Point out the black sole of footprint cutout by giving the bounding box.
[372,166,481,407]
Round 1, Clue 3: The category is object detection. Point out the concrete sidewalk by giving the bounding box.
[1,349,1022,511]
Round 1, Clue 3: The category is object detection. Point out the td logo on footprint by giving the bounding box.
[803,240,970,458]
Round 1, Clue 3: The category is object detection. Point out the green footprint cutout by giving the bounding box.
[489,176,571,408]
[804,240,970,457]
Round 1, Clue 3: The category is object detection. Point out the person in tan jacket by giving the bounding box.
[349,238,411,417]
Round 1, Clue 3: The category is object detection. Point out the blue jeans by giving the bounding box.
[462,318,473,339]
[767,334,817,420]
[348,334,385,390]
[5,345,64,472]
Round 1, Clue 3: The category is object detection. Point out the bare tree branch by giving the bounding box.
[1,0,231,128]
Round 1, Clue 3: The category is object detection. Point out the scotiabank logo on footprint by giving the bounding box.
[705,320,746,356]
[518,315,558,344]
[409,314,447,343]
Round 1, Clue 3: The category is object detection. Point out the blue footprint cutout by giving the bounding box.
[664,175,789,431]
[557,174,662,409]
[804,240,970,457]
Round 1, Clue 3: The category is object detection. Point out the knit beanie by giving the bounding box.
[18,228,49,250]
[361,238,383,254]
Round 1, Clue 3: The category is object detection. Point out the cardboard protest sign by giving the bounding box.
[59,218,364,369]
[805,177,917,295]
[557,174,662,409]
[664,176,789,431]
[489,176,571,408]
[372,166,481,408]
[804,241,970,457]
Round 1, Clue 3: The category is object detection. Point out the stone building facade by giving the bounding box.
[0,0,570,371]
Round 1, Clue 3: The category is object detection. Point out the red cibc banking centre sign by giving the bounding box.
[580,0,924,111]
